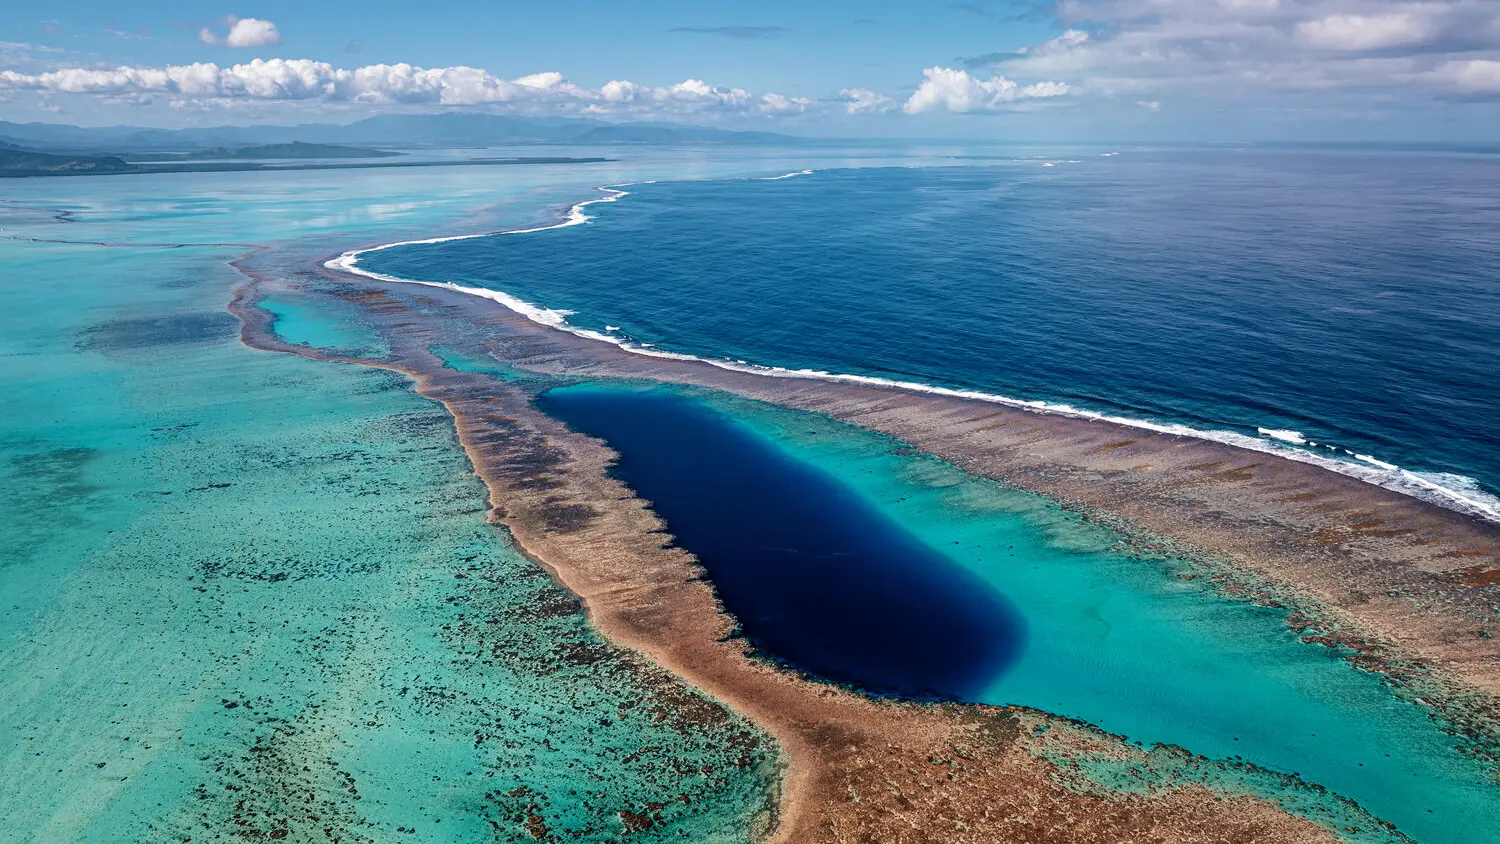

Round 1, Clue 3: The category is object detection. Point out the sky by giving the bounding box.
[1,0,1498,141]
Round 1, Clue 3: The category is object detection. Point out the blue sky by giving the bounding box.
[3,1,1498,141]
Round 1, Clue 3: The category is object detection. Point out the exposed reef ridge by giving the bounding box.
[335,260,1500,758]
[222,247,1421,842]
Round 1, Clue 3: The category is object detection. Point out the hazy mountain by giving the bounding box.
[571,124,793,144]
[132,142,403,161]
[335,113,607,145]
[0,149,136,176]
[0,115,799,153]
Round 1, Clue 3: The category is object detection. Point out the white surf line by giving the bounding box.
[758,169,815,180]
[325,174,1500,526]
[1258,428,1308,445]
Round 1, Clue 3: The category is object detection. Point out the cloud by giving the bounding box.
[0,58,816,118]
[838,87,897,114]
[0,40,67,72]
[1,41,63,53]
[1433,58,1500,94]
[958,51,1014,70]
[200,17,282,48]
[1136,99,1161,111]
[668,26,787,40]
[995,0,1500,100]
[1017,29,1089,56]
[758,91,812,113]
[955,30,1089,72]
[902,66,1070,113]
[1296,14,1438,52]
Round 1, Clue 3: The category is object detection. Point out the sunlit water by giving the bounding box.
[0,154,836,841]
[534,382,1499,844]
[362,150,1500,522]
[4,146,1496,843]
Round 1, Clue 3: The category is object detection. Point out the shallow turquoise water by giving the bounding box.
[258,293,388,356]
[6,148,1496,844]
[536,382,1498,844]
[1,159,833,841]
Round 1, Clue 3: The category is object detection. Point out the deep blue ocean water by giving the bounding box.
[362,149,1500,520]
[535,384,1027,699]
[6,148,1493,843]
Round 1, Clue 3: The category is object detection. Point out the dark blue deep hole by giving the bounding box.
[535,385,1027,701]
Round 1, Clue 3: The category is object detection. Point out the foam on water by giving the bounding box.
[331,174,1500,525]
[1258,427,1308,445]
[758,169,816,180]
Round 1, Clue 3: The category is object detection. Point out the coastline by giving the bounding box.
[229,259,1353,842]
[402,274,1500,724]
[0,155,613,179]
[325,175,1500,526]
[210,168,1497,841]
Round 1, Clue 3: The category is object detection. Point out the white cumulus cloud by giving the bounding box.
[1432,58,1500,93]
[838,87,896,114]
[902,67,1070,114]
[758,92,811,114]
[0,58,821,118]
[200,17,282,48]
[997,0,1500,100]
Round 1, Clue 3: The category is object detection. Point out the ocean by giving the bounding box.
[4,144,1497,843]
[355,148,1500,522]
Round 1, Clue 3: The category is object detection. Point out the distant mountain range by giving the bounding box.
[0,148,610,178]
[0,114,798,153]
[131,142,404,161]
[0,149,136,175]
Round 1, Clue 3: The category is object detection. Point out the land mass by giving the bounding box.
[0,114,801,154]
[131,141,403,161]
[0,148,136,176]
[0,148,609,178]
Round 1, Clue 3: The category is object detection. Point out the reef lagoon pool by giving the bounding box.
[537,382,1500,844]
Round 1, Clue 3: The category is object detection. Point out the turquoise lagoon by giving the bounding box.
[2,147,1496,843]
[0,155,837,842]
[530,381,1500,844]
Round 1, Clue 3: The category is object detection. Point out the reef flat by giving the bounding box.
[368,271,1500,731]
[229,251,1444,842]
[0,166,793,843]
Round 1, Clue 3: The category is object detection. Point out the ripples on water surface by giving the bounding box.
[364,149,1500,519]
[4,147,1498,844]
[0,162,789,842]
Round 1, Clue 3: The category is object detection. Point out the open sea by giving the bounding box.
[3,144,1498,843]
[358,148,1500,522]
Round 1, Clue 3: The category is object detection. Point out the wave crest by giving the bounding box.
[325,177,1500,526]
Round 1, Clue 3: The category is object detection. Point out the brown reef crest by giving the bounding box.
[226,258,1365,842]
